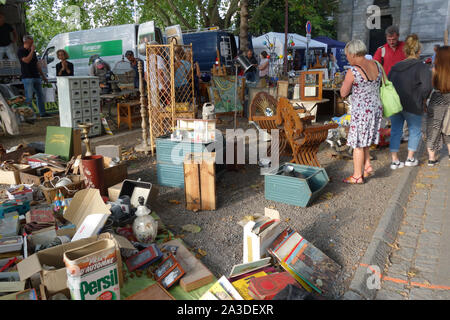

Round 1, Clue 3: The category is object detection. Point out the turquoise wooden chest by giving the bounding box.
[264,163,329,207]
[155,136,213,188]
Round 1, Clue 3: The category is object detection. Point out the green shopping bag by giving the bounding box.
[375,61,403,118]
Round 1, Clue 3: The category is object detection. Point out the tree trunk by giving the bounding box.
[239,0,249,53]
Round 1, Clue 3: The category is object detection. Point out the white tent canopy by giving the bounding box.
[252,32,327,58]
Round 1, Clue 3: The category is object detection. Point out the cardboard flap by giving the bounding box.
[63,189,111,229]
[17,253,43,281]
[110,234,135,251]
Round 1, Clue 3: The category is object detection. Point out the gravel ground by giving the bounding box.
[1,116,410,299]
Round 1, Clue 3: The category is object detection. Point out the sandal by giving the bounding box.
[364,166,374,178]
[343,175,365,184]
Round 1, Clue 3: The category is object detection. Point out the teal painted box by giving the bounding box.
[155,136,213,188]
[264,163,329,207]
[156,163,185,188]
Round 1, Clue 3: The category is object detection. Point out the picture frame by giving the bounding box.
[155,253,185,289]
[160,264,185,289]
[125,244,162,272]
[154,254,176,279]
[299,71,323,101]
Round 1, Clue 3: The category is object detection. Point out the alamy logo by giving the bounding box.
[170,128,280,175]
[367,5,381,30]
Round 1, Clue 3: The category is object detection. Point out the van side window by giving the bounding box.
[44,47,56,64]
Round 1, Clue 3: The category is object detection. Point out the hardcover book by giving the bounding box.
[267,228,341,295]
[247,272,298,300]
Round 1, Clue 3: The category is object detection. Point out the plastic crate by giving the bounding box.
[264,163,329,207]
[0,236,23,253]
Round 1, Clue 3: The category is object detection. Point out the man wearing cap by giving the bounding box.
[125,50,144,89]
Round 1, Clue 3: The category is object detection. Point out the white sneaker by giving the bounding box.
[405,158,419,167]
[390,161,405,170]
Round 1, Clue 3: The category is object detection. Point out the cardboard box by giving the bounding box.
[0,272,25,293]
[104,163,128,188]
[39,174,85,203]
[242,208,283,263]
[17,232,124,295]
[107,182,123,202]
[118,179,159,209]
[64,238,120,300]
[63,189,111,242]
[19,167,64,186]
[0,164,30,185]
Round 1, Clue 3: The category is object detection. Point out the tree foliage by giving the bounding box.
[245,0,338,38]
[24,0,339,53]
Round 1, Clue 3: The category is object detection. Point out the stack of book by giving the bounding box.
[200,276,244,300]
[268,228,341,295]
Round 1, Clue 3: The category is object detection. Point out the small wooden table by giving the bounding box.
[117,100,142,130]
[288,98,330,123]
[100,89,140,118]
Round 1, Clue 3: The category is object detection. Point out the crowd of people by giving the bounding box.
[340,25,449,184]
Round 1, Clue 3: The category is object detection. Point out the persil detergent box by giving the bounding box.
[63,239,120,300]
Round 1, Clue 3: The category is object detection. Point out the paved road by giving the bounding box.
[376,148,450,300]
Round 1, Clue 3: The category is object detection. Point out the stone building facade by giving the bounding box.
[337,0,450,56]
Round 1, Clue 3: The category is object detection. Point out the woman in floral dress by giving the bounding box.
[340,40,383,184]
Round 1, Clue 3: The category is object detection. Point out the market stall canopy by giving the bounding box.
[252,32,327,59]
[313,36,347,71]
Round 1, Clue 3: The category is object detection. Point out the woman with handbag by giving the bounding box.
[388,34,432,169]
[426,46,450,166]
[340,40,383,184]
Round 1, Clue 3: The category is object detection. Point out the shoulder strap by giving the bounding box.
[354,64,370,81]
[374,60,387,85]
[381,46,385,58]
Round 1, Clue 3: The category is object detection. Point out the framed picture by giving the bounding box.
[299,71,323,101]
[159,265,185,289]
[155,253,176,280]
[125,244,162,272]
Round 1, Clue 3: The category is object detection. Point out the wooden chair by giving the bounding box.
[248,91,290,156]
[276,97,338,167]
[117,100,142,130]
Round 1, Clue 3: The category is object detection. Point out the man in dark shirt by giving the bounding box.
[17,35,49,118]
[125,50,144,89]
[0,12,18,61]
[245,49,258,83]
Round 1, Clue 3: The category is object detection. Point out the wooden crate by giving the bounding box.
[183,152,216,211]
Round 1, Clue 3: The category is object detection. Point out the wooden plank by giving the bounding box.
[199,153,216,211]
[184,154,201,211]
[164,239,214,292]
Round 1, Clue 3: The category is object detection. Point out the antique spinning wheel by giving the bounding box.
[249,92,289,156]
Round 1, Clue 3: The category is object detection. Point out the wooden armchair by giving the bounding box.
[276,97,338,167]
[248,91,290,156]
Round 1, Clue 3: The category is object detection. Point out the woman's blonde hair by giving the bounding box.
[403,34,422,57]
[56,49,69,60]
[344,40,367,57]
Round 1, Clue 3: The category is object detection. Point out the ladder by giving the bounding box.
[220,36,233,67]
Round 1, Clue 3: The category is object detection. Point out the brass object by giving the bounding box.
[77,122,94,156]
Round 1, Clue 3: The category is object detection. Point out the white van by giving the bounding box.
[41,21,163,80]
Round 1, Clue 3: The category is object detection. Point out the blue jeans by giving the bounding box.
[22,78,46,116]
[389,111,423,153]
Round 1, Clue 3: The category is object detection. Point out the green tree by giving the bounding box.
[245,0,338,38]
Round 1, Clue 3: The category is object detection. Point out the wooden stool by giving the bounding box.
[117,100,142,130]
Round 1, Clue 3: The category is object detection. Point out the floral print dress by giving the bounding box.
[347,63,383,148]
